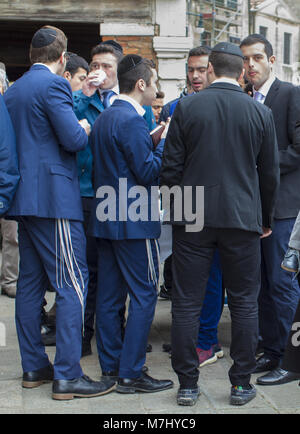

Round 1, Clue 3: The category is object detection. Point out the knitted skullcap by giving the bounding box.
[118,54,143,76]
[31,28,57,48]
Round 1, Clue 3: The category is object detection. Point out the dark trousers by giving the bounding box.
[171,226,261,388]
[164,252,224,349]
[82,197,98,344]
[259,218,300,361]
[16,217,88,380]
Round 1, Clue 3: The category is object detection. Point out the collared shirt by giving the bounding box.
[117,94,146,117]
[212,77,240,87]
[33,63,55,74]
[252,74,276,104]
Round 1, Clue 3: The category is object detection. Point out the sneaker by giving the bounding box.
[230,384,256,406]
[281,248,300,273]
[197,346,217,367]
[177,387,200,406]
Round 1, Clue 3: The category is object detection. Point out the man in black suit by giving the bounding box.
[160,42,279,407]
[240,34,300,386]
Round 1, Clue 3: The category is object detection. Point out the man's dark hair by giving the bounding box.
[118,58,156,94]
[209,52,244,80]
[240,34,273,59]
[188,46,211,59]
[29,25,67,65]
[65,53,89,76]
[91,43,123,63]
[156,90,165,99]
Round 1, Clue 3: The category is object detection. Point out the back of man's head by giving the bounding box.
[209,43,244,80]
[118,55,155,94]
[29,26,67,65]
[240,34,273,59]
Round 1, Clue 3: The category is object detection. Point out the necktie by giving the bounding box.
[254,91,264,103]
[102,90,115,109]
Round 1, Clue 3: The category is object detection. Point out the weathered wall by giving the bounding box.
[0,0,153,22]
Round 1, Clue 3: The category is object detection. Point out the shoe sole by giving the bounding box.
[281,264,297,273]
[230,393,256,406]
[22,379,52,389]
[52,383,116,400]
[199,354,218,367]
[177,397,198,406]
[116,383,173,394]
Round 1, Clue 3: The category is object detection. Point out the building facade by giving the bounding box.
[0,0,193,101]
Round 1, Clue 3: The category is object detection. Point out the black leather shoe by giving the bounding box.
[101,370,119,381]
[230,384,256,406]
[22,364,54,388]
[147,344,152,353]
[177,387,200,406]
[116,372,173,394]
[52,375,116,400]
[257,368,300,385]
[254,355,279,373]
[102,365,149,381]
[281,248,300,272]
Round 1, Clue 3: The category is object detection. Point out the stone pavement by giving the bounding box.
[0,290,300,415]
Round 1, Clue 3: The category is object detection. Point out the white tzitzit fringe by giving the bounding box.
[55,218,85,332]
[146,239,161,294]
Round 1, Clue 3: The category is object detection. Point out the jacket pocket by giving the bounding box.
[49,165,73,180]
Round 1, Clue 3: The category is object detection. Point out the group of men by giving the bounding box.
[1,23,300,408]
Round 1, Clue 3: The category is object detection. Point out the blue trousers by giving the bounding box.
[259,218,300,361]
[16,217,88,380]
[96,238,158,379]
[197,249,223,350]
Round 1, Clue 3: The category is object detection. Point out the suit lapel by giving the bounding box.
[89,92,105,113]
[264,78,280,108]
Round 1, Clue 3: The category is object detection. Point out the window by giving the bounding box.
[259,26,268,38]
[284,33,292,65]
[201,31,212,47]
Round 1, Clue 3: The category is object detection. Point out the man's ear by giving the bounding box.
[269,55,276,66]
[63,71,72,81]
[136,78,146,92]
[207,62,214,74]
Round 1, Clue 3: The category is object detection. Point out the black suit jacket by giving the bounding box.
[160,82,280,234]
[263,78,300,219]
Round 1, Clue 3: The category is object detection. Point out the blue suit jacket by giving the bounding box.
[0,94,19,216]
[89,99,164,240]
[4,64,88,221]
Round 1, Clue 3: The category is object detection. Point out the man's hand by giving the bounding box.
[79,119,91,136]
[82,70,107,97]
[260,226,272,239]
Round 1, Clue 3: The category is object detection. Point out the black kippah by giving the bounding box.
[118,55,143,76]
[212,42,244,58]
[101,40,123,54]
[31,28,57,48]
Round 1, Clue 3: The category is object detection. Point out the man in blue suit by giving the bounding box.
[0,94,19,216]
[89,54,173,393]
[4,26,115,400]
